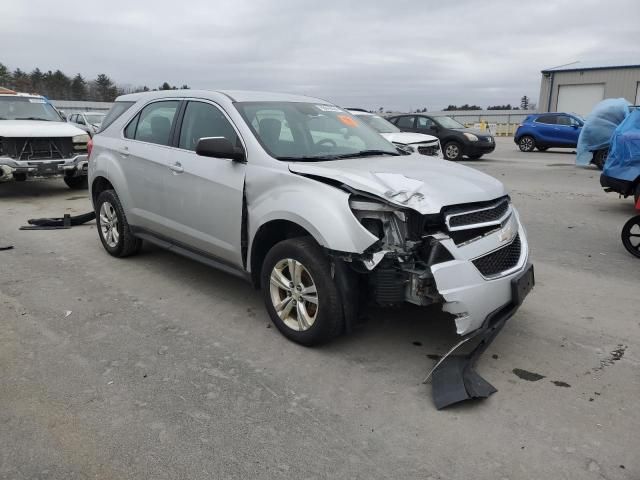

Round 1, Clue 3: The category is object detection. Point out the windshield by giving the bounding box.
[85,113,105,125]
[356,114,400,134]
[0,96,63,122]
[434,116,465,129]
[235,102,398,161]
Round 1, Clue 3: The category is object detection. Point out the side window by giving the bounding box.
[132,100,179,146]
[69,114,76,122]
[77,115,86,125]
[535,115,557,125]
[178,101,239,151]
[101,101,135,131]
[124,113,139,139]
[396,116,415,129]
[556,115,571,126]
[417,116,435,129]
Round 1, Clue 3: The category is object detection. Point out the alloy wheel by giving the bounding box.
[269,258,319,331]
[520,137,534,152]
[445,144,460,159]
[99,201,120,248]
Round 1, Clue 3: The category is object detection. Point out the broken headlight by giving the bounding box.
[349,196,408,248]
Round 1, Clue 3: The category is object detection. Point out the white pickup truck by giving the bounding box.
[0,91,89,189]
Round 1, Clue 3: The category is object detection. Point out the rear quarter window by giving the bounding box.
[99,101,135,132]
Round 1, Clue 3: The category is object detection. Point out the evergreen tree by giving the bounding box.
[70,74,87,100]
[0,62,12,87]
[94,73,118,101]
[520,95,530,110]
[12,68,32,92]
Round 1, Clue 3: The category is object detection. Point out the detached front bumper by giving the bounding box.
[0,154,88,180]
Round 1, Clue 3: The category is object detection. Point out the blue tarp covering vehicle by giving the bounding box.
[600,107,640,202]
[576,98,630,169]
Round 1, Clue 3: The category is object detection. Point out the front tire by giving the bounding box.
[261,237,344,346]
[64,175,88,190]
[518,135,536,152]
[443,141,462,161]
[95,190,142,258]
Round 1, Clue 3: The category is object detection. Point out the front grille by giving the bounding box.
[0,137,76,160]
[417,144,440,156]
[448,198,509,228]
[472,234,521,277]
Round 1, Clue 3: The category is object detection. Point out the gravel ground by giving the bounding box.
[0,137,638,479]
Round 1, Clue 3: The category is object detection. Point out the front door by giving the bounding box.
[555,115,582,146]
[163,100,246,267]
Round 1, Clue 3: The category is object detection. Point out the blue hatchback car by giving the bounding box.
[514,113,584,152]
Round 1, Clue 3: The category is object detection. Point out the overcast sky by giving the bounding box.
[2,0,639,110]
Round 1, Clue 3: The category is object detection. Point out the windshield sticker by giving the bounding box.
[315,105,343,113]
[28,98,46,103]
[337,115,358,127]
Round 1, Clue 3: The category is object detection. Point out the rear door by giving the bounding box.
[120,99,181,235]
[162,100,246,266]
[533,115,558,144]
[395,115,417,132]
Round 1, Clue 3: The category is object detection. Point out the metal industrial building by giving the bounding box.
[538,60,640,116]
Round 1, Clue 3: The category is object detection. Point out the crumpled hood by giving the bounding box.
[0,120,87,138]
[381,132,438,144]
[289,155,507,214]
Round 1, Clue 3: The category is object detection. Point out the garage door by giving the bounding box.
[556,84,605,116]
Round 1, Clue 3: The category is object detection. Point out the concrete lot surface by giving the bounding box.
[1,137,638,479]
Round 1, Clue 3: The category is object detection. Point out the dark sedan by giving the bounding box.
[387,114,495,160]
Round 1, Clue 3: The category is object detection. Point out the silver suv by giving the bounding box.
[89,90,533,405]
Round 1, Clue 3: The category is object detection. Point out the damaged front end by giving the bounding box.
[337,193,534,408]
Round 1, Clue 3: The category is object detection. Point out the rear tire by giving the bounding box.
[64,175,88,190]
[518,135,536,152]
[443,141,462,161]
[261,237,344,346]
[95,189,142,258]
[592,149,608,170]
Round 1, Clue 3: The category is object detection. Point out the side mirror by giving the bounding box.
[571,124,579,129]
[429,125,438,132]
[196,137,245,162]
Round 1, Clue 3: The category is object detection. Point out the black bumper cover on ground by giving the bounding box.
[430,263,535,409]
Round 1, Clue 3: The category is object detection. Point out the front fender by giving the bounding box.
[246,165,378,255]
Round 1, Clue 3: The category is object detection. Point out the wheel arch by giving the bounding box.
[249,219,317,288]
[91,176,114,208]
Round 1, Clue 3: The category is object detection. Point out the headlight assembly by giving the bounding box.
[72,134,90,150]
[463,133,478,142]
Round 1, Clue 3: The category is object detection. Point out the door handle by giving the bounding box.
[169,162,184,174]
[119,146,129,157]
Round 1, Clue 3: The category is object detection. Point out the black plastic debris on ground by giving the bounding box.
[0,245,14,251]
[512,368,546,382]
[20,211,95,231]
